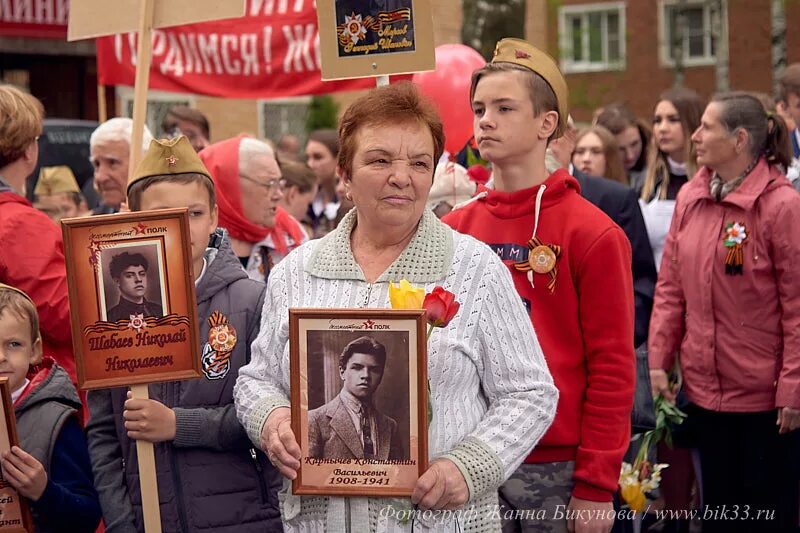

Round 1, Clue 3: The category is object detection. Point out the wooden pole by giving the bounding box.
[97,83,107,123]
[130,383,162,533]
[128,0,156,183]
[128,4,160,530]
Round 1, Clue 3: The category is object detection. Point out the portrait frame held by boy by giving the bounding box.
[61,209,201,390]
[289,308,428,497]
[0,378,34,533]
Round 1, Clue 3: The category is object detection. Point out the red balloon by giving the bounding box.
[412,44,486,156]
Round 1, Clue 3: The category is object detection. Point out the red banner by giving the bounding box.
[95,0,402,98]
[0,0,69,39]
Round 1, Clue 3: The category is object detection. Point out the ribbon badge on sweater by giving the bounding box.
[514,238,562,293]
[201,311,237,380]
[513,184,562,293]
[723,222,747,275]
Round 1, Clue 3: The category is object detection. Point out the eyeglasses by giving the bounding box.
[239,174,286,192]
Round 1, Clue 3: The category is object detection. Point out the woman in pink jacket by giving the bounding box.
[649,92,800,533]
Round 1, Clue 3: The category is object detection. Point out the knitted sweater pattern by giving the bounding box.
[234,208,558,532]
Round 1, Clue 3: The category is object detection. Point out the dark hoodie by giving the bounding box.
[14,359,101,532]
[86,232,282,533]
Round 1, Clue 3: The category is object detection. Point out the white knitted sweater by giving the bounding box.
[234,209,558,532]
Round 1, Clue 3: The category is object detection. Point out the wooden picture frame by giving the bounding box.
[61,208,202,390]
[316,0,435,80]
[289,308,428,497]
[0,378,34,532]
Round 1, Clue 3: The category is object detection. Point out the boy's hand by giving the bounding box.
[124,391,176,442]
[1,446,48,501]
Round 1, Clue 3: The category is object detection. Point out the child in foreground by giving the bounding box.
[85,136,282,532]
[0,283,101,532]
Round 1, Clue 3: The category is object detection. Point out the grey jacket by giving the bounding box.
[86,233,282,533]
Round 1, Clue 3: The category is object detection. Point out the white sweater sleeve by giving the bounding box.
[234,258,292,448]
[441,245,558,500]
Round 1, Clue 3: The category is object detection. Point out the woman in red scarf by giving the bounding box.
[199,135,306,281]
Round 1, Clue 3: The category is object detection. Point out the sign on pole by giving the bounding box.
[316,0,435,81]
[67,3,245,531]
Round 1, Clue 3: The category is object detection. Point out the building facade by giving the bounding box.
[528,0,800,121]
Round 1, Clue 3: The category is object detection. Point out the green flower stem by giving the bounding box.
[426,324,435,426]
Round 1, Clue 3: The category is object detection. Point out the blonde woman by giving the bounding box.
[571,125,628,185]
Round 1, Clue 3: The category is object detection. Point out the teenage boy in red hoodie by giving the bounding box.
[443,38,634,533]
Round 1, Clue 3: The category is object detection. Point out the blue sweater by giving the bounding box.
[32,416,102,532]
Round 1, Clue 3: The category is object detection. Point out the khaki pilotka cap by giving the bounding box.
[490,38,569,139]
[128,135,212,193]
[0,283,35,305]
[34,166,81,196]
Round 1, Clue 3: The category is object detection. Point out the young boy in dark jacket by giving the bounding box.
[85,136,282,532]
[0,283,101,532]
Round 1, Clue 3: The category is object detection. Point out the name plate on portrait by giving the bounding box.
[0,379,33,533]
[62,209,202,390]
[316,0,435,80]
[289,309,428,497]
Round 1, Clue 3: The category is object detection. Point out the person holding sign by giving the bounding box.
[85,136,282,532]
[0,284,101,532]
[234,82,558,532]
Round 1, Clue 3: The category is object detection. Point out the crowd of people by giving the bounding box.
[0,36,798,533]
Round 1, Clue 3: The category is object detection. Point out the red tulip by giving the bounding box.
[423,286,460,328]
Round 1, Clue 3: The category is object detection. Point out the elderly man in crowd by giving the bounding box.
[199,136,306,282]
[89,117,153,214]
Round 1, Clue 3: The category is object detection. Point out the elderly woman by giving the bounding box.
[199,136,306,282]
[234,82,558,532]
[649,92,800,533]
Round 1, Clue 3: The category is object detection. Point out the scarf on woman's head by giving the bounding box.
[198,135,304,255]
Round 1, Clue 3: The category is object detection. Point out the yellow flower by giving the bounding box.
[389,279,425,309]
[620,481,647,512]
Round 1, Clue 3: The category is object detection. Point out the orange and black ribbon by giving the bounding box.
[724,244,744,275]
[514,237,562,293]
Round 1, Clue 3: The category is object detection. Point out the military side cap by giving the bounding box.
[34,166,80,196]
[491,38,569,138]
[128,136,212,193]
[0,283,35,305]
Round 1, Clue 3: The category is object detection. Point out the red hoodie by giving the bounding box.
[443,169,635,502]
[0,191,76,383]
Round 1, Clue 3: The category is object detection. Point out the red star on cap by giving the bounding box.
[515,50,531,59]
[166,155,178,166]
[133,222,147,235]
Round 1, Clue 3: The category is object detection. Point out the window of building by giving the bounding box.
[117,87,193,138]
[258,97,311,145]
[558,2,625,73]
[659,0,726,67]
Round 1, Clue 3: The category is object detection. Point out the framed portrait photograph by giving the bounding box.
[61,209,202,390]
[289,309,428,497]
[0,379,33,533]
[316,0,435,80]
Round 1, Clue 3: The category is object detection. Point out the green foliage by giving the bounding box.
[461,0,526,60]
[305,95,339,132]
